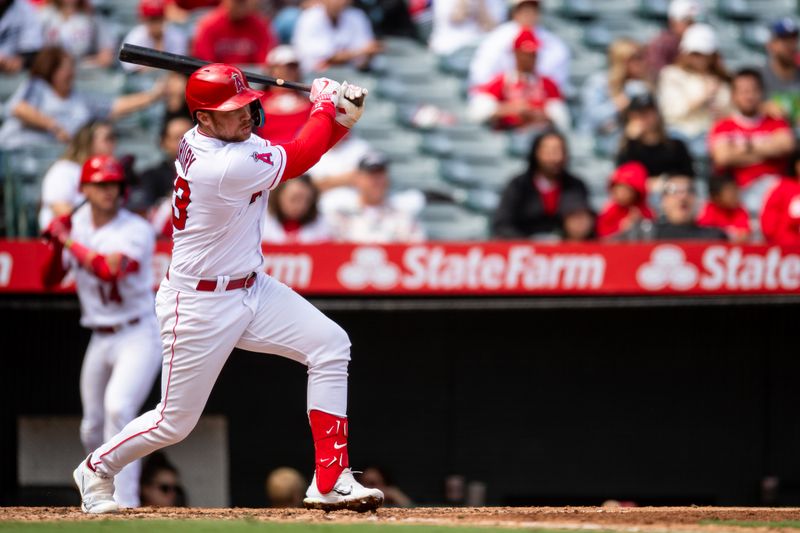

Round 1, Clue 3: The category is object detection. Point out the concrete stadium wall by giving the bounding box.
[2,296,800,507]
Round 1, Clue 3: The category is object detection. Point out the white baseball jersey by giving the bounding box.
[69,205,156,328]
[170,126,287,278]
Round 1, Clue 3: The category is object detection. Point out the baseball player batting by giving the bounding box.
[41,155,162,508]
[70,64,383,513]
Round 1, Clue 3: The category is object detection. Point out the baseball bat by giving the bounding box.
[118,44,364,106]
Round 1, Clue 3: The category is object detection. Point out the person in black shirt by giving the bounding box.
[616,93,694,180]
[493,130,590,238]
[137,116,193,209]
[618,174,727,240]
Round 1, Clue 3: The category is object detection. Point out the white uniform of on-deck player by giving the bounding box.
[68,204,162,508]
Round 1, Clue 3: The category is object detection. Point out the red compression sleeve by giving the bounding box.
[280,102,338,181]
[42,242,68,288]
[327,122,350,150]
[67,240,139,282]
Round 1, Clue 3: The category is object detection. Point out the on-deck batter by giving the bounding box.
[42,155,162,507]
[71,64,383,513]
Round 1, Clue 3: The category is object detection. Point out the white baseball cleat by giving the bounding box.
[303,468,384,512]
[73,457,119,514]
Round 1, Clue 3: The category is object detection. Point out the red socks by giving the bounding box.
[309,410,349,494]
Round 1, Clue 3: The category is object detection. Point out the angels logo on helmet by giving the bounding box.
[232,73,246,94]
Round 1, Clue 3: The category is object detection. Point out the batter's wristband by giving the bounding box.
[310,99,336,120]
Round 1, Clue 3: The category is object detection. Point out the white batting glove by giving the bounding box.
[309,77,341,108]
[335,81,368,129]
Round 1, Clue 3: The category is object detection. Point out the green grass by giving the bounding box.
[0,523,604,533]
[700,519,800,529]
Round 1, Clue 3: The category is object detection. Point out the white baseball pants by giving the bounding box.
[88,272,351,479]
[79,315,162,507]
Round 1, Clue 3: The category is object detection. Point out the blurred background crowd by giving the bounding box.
[2,0,800,245]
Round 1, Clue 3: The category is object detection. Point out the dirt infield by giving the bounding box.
[4,506,800,531]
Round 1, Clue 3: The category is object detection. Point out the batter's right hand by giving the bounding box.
[335,81,368,129]
[309,78,341,108]
[42,214,72,245]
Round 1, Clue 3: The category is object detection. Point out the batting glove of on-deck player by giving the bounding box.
[335,81,368,129]
[41,214,72,246]
[309,78,341,111]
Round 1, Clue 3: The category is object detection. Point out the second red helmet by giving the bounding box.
[80,155,125,185]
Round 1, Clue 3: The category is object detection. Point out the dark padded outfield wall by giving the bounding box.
[2,296,800,507]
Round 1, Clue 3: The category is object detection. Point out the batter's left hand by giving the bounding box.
[335,81,368,129]
[309,78,341,108]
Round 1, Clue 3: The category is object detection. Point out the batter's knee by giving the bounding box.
[307,321,351,368]
[157,411,201,446]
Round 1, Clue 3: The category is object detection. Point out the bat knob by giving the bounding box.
[346,94,365,107]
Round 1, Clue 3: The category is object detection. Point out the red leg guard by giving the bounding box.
[309,410,349,494]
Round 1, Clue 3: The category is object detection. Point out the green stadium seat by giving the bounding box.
[388,156,444,191]
[368,131,424,160]
[421,131,509,163]
[739,22,771,50]
[717,0,757,21]
[74,69,126,97]
[420,203,490,240]
[451,187,501,214]
[556,0,599,21]
[438,46,478,78]
[440,157,526,190]
[638,0,669,21]
[0,72,25,101]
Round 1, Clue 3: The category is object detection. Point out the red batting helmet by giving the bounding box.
[186,63,265,127]
[80,155,125,185]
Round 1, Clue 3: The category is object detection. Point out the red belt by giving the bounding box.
[93,317,141,334]
[195,272,257,292]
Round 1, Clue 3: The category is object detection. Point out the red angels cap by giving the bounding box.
[80,155,125,185]
[514,28,541,53]
[139,0,165,18]
[610,161,648,197]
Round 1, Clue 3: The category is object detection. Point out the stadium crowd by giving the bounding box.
[1,0,800,244]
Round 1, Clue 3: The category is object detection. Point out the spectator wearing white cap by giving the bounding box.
[657,23,731,143]
[255,45,311,144]
[121,0,188,73]
[645,0,703,78]
[428,0,507,56]
[326,152,426,243]
[761,18,800,125]
[468,0,570,90]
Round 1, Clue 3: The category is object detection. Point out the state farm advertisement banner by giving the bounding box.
[3,240,800,296]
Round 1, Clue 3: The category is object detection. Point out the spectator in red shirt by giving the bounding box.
[469,29,569,131]
[492,130,589,239]
[709,68,795,211]
[696,174,751,243]
[255,45,312,144]
[760,150,800,245]
[191,0,277,65]
[597,161,654,238]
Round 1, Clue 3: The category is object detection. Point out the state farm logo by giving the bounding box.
[337,245,606,291]
[338,248,400,289]
[636,245,699,291]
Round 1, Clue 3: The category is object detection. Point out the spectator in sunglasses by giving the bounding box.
[139,452,186,507]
